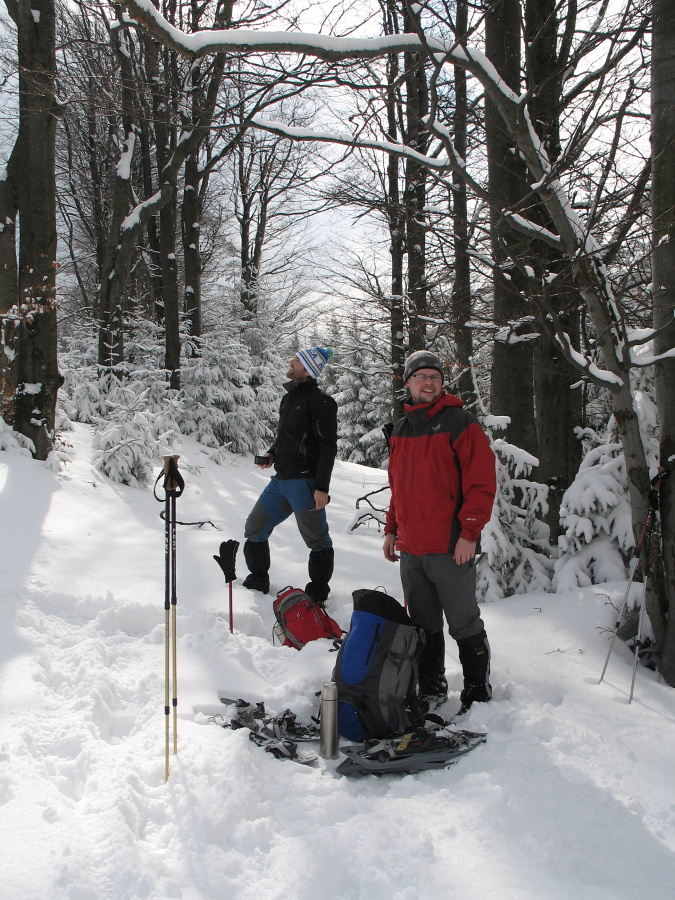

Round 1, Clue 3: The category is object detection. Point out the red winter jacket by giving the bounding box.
[385,392,496,556]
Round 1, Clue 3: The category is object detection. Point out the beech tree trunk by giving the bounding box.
[451,0,474,402]
[97,15,141,370]
[0,0,61,459]
[145,37,181,389]
[485,0,538,456]
[182,149,202,338]
[403,4,429,356]
[0,144,19,423]
[652,0,675,686]
[384,1,406,421]
[525,0,582,538]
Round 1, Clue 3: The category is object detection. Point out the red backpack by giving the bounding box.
[273,587,342,650]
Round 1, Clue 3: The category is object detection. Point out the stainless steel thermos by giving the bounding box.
[320,681,339,759]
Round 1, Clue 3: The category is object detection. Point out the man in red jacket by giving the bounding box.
[383,350,497,713]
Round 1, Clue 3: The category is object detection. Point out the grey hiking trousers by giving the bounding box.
[400,551,485,641]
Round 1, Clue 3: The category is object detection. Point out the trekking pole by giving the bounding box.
[154,455,185,781]
[214,540,240,633]
[170,479,178,757]
[599,469,669,696]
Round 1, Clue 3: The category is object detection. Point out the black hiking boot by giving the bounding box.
[305,582,329,608]
[417,630,448,712]
[242,540,270,594]
[459,683,492,711]
[242,573,270,593]
[457,630,492,711]
[306,547,333,607]
[418,673,449,712]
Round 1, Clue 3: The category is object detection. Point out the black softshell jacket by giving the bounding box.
[268,380,338,493]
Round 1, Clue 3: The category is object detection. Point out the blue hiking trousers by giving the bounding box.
[244,476,332,551]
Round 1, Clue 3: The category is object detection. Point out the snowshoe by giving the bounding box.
[248,732,318,764]
[336,725,486,776]
[275,709,321,741]
[219,697,321,741]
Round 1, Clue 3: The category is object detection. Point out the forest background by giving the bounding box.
[1,1,675,683]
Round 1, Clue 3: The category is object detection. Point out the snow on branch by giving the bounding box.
[625,323,675,366]
[116,130,137,180]
[120,0,430,60]
[121,189,164,231]
[629,347,675,367]
[506,212,562,249]
[553,331,623,389]
[252,117,451,171]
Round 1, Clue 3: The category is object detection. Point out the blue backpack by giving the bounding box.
[332,589,422,741]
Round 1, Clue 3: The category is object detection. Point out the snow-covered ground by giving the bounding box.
[1,425,674,900]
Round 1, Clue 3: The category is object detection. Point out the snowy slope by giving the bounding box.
[1,424,674,900]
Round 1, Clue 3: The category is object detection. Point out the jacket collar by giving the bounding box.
[404,390,463,419]
[283,378,318,393]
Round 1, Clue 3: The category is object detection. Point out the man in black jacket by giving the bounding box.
[242,346,338,604]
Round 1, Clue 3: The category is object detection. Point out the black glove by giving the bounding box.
[214,540,239,583]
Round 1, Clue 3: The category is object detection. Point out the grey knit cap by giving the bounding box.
[403,350,444,382]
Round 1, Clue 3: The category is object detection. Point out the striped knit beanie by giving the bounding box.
[296,346,333,378]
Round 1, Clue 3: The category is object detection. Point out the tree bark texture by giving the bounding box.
[403,4,429,356]
[485,0,538,457]
[146,37,181,389]
[451,0,474,403]
[0,144,19,423]
[652,0,675,685]
[97,16,143,369]
[5,0,61,459]
[237,133,269,322]
[384,1,406,421]
[182,149,202,338]
[525,0,582,537]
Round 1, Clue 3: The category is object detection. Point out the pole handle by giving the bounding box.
[162,455,185,496]
[154,455,185,502]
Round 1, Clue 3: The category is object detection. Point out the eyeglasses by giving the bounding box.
[410,373,442,383]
